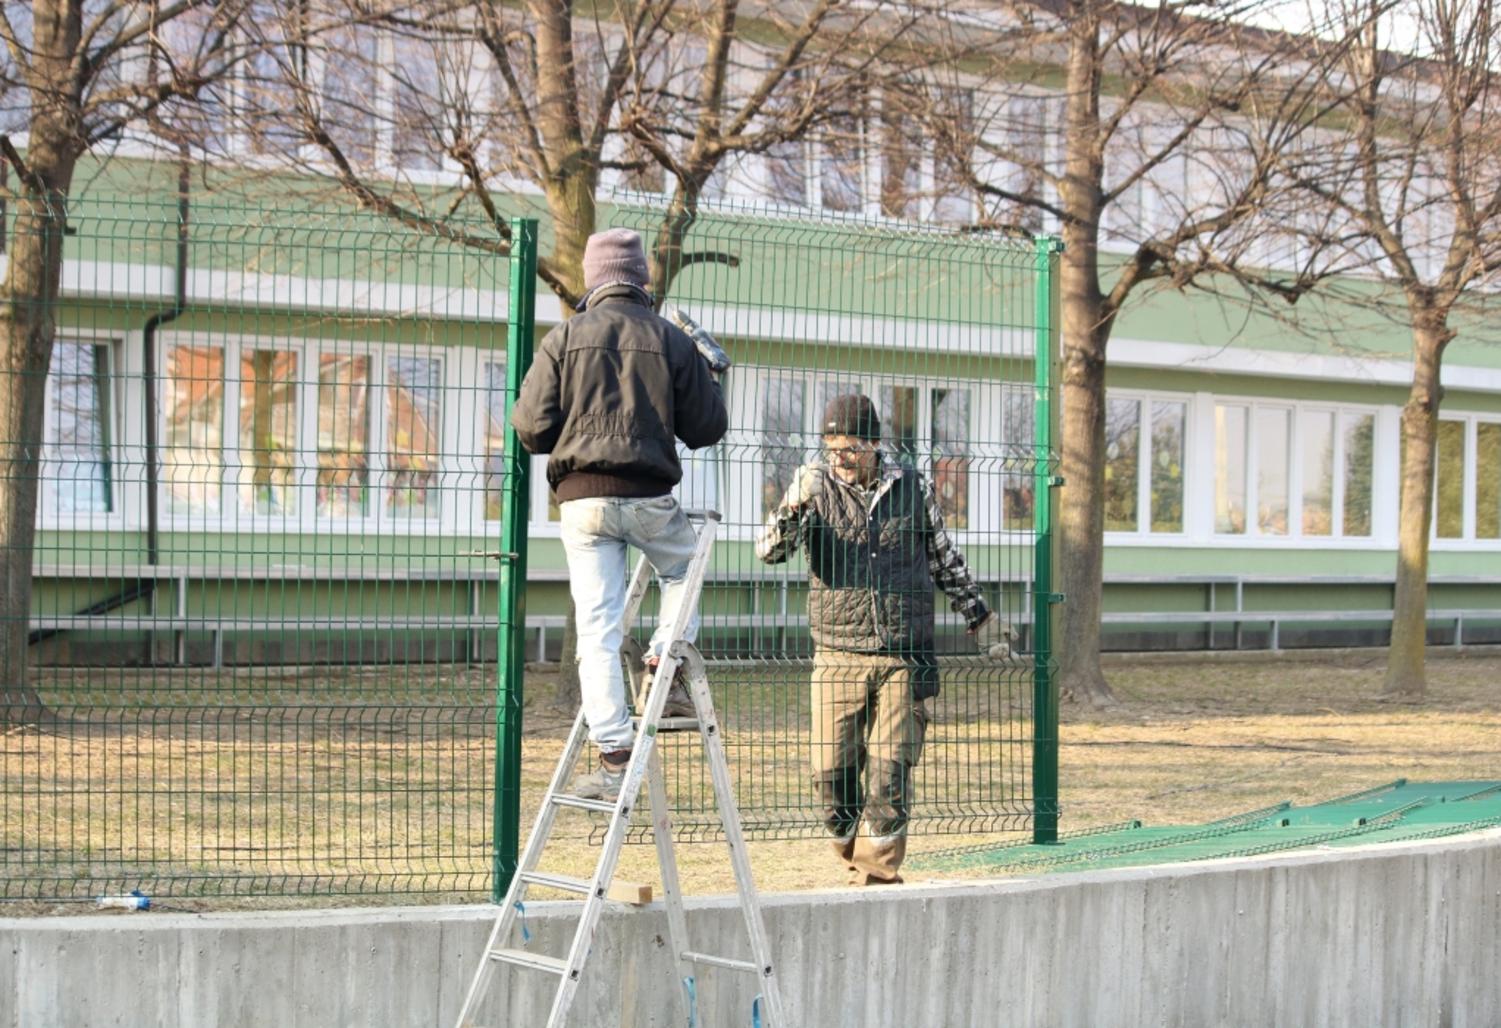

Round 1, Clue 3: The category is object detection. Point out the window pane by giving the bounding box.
[322,25,380,164]
[387,355,442,518]
[878,385,918,468]
[47,342,112,514]
[761,378,804,517]
[1003,388,1034,530]
[238,349,298,516]
[1478,422,1501,540]
[880,105,921,219]
[1103,397,1140,532]
[1256,408,1289,534]
[391,33,445,172]
[317,354,370,517]
[1300,410,1334,536]
[1435,418,1465,538]
[931,388,970,529]
[821,117,864,213]
[766,140,807,206]
[164,344,223,514]
[1214,404,1246,534]
[1342,413,1374,537]
[1149,400,1185,533]
[483,360,508,521]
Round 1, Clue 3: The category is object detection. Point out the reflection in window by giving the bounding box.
[321,25,379,164]
[1214,404,1246,534]
[880,105,922,220]
[1256,408,1289,534]
[879,385,918,467]
[164,344,224,514]
[1103,397,1139,532]
[761,378,804,517]
[1342,413,1374,537]
[766,140,808,206]
[931,388,970,528]
[1478,422,1500,540]
[239,349,298,515]
[1436,418,1465,538]
[932,88,975,226]
[1002,389,1034,529]
[1150,401,1185,532]
[387,355,442,518]
[391,33,445,172]
[46,342,112,513]
[1301,410,1334,536]
[483,360,508,521]
[317,354,370,517]
[821,117,864,213]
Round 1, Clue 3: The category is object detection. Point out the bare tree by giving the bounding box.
[1288,0,1501,698]
[237,0,918,706]
[908,0,1341,705]
[0,1,251,724]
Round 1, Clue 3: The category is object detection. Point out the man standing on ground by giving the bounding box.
[756,393,1012,885]
[511,228,728,801]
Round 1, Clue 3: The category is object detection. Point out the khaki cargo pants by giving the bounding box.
[810,652,928,884]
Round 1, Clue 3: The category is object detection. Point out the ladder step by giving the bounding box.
[631,715,700,730]
[681,951,760,974]
[487,948,568,976]
[550,794,617,814]
[517,871,595,896]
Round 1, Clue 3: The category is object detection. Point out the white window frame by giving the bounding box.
[1101,388,1190,539]
[1431,411,1501,548]
[1204,393,1385,546]
[36,331,124,531]
[726,365,1000,540]
[155,330,488,536]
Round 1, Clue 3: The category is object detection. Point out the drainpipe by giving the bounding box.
[141,156,191,567]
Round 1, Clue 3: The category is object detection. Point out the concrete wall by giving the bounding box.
[4,831,1498,1027]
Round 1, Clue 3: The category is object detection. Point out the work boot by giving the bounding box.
[642,658,697,723]
[572,749,631,802]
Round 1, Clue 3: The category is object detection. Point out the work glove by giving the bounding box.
[971,612,1021,663]
[784,463,825,511]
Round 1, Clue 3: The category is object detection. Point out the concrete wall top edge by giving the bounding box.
[4,828,1497,936]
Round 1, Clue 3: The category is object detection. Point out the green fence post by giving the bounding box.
[1031,236,1062,845]
[494,218,539,900]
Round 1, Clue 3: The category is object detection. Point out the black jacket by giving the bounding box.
[510,285,728,500]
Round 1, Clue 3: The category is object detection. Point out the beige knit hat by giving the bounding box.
[582,229,650,291]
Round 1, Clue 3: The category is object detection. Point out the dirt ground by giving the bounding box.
[4,650,1499,911]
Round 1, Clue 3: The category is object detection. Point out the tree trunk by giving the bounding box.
[1,192,72,725]
[1054,6,1116,708]
[1384,321,1447,699]
[0,2,86,724]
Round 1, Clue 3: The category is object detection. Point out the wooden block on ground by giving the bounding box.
[607,880,653,905]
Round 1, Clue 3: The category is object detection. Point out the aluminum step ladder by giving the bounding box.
[455,509,788,1028]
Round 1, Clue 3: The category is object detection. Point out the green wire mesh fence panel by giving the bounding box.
[592,201,1059,843]
[1,186,532,900]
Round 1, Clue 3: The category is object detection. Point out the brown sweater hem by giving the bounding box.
[554,472,674,503]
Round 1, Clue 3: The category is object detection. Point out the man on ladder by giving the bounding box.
[464,228,784,1028]
[510,228,727,801]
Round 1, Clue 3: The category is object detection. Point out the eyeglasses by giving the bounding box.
[825,440,876,463]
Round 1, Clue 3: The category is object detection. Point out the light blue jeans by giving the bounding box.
[559,494,701,753]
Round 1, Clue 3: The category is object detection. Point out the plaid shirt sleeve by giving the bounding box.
[922,476,990,628]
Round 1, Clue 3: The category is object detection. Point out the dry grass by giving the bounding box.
[4,651,1499,912]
